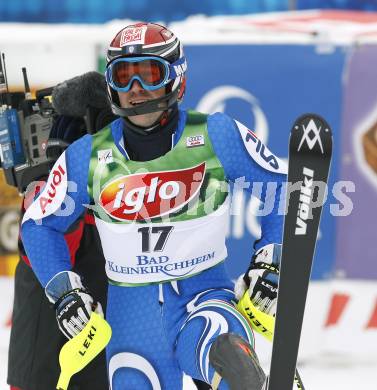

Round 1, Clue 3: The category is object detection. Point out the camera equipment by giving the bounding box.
[0,53,58,193]
[0,54,115,194]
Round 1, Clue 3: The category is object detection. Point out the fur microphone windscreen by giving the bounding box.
[52,71,110,117]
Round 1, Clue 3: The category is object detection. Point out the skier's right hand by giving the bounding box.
[45,271,103,339]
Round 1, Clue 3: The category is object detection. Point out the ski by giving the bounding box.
[267,113,333,390]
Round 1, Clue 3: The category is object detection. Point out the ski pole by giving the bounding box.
[56,311,112,390]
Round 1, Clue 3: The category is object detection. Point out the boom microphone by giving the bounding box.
[52,71,110,117]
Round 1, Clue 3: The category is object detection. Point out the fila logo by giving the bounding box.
[186,135,204,148]
[236,120,287,174]
[245,129,279,170]
[295,167,314,235]
[98,149,113,164]
[297,119,324,153]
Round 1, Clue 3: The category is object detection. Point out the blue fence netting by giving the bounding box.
[0,0,288,24]
[2,0,377,24]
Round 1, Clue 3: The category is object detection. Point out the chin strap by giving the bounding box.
[110,88,179,117]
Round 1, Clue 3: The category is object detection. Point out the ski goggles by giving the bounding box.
[106,56,187,92]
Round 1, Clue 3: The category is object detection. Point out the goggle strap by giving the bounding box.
[169,56,187,80]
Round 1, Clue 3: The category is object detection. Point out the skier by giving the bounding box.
[8,82,209,390]
[21,22,286,390]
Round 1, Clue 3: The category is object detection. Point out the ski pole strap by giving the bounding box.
[237,290,275,341]
[250,261,279,274]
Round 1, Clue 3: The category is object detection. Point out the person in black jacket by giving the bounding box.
[7,115,110,390]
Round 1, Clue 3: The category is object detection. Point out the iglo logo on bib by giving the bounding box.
[99,162,206,221]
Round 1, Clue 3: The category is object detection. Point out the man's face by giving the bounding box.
[118,81,166,128]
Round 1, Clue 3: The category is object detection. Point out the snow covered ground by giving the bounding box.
[1,335,376,390]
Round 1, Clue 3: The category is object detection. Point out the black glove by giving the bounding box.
[45,271,103,339]
[235,243,281,316]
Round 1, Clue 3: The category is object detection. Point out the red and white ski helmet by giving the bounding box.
[106,22,187,117]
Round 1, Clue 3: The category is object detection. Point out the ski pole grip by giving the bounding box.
[56,372,70,390]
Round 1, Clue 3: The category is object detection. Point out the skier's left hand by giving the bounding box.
[235,243,281,316]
